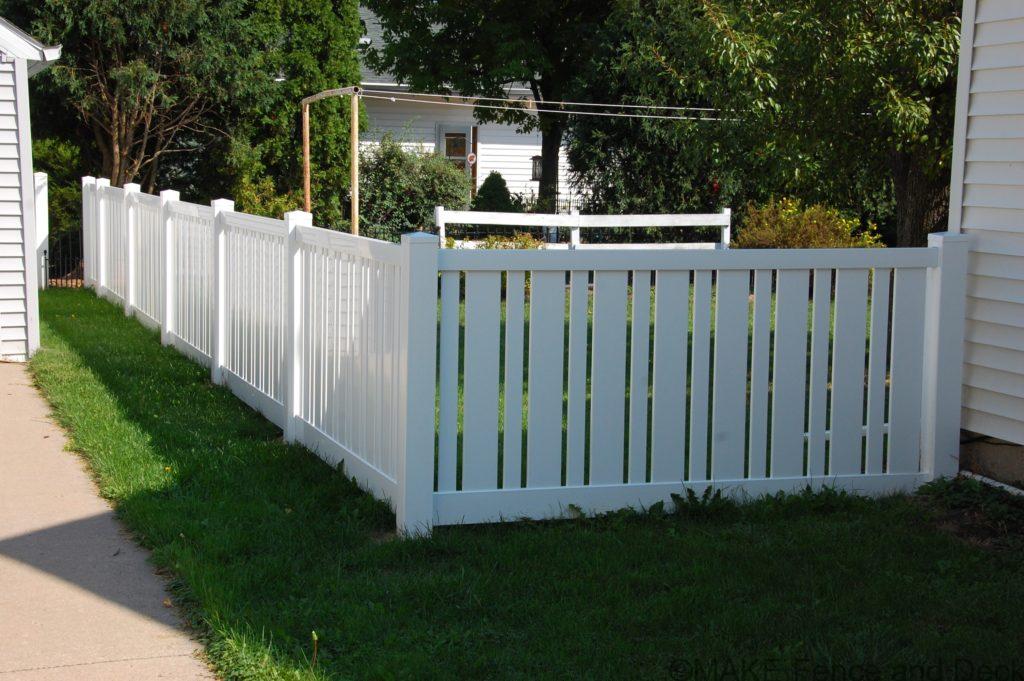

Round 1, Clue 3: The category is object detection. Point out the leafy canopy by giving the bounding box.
[363,0,614,205]
[567,0,960,245]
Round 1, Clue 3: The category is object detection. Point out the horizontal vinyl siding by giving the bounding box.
[0,58,25,361]
[362,98,574,201]
[956,3,1024,442]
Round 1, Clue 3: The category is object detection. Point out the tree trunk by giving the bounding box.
[892,148,950,247]
[538,113,564,212]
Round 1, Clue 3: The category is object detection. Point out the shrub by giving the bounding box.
[360,134,471,242]
[472,171,521,213]
[475,231,545,250]
[734,198,884,249]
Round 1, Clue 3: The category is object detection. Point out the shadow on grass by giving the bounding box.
[27,289,1024,679]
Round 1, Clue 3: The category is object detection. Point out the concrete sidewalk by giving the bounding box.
[0,362,213,680]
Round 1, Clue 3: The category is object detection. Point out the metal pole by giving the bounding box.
[302,103,311,213]
[350,92,359,236]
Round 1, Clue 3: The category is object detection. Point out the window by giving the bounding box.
[437,125,473,177]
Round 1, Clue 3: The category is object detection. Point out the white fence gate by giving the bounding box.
[82,177,970,533]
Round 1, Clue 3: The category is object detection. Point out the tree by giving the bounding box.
[567,0,960,246]
[26,0,266,191]
[363,0,613,210]
[228,0,363,227]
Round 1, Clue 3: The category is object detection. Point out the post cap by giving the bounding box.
[124,183,141,193]
[159,189,181,200]
[927,231,972,246]
[401,231,440,246]
[96,177,111,187]
[284,210,313,226]
[210,198,235,212]
[81,176,96,185]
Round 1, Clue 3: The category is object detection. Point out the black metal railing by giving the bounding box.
[45,230,84,288]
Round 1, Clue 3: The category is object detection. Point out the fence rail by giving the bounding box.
[435,206,732,249]
[82,176,970,534]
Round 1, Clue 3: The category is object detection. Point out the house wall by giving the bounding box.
[0,55,37,361]
[361,98,574,201]
[949,0,1024,444]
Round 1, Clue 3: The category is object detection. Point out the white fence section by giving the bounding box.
[435,206,732,249]
[82,176,970,534]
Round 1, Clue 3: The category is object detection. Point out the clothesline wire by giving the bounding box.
[359,93,734,122]
[359,87,720,114]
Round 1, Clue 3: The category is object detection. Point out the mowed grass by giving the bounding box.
[29,288,1024,680]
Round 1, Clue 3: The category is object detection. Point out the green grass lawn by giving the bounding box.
[29,288,1024,680]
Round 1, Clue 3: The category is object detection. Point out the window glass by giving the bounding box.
[444,132,467,158]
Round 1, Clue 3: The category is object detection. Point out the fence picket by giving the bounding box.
[711,270,749,479]
[527,271,566,487]
[503,271,526,489]
[865,268,892,473]
[650,270,688,482]
[771,269,810,478]
[590,271,629,485]
[806,269,832,476]
[689,271,712,481]
[462,271,502,490]
[888,268,927,474]
[437,272,460,491]
[628,270,652,484]
[566,271,589,486]
[829,269,869,475]
[748,270,772,478]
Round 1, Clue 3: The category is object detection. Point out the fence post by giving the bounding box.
[396,231,439,535]
[95,178,110,297]
[35,173,48,291]
[434,205,446,242]
[81,176,95,287]
[920,231,971,480]
[721,208,732,249]
[570,209,580,250]
[283,210,311,443]
[160,189,181,346]
[123,183,140,316]
[210,198,235,385]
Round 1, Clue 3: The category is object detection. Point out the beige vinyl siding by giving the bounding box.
[0,57,25,361]
[361,98,574,201]
[953,0,1024,444]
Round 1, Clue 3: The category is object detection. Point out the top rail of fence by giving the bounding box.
[295,223,402,264]
[168,199,214,220]
[437,245,939,272]
[436,207,731,228]
[223,211,287,237]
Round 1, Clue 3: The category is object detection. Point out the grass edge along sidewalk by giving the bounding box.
[28,288,1024,680]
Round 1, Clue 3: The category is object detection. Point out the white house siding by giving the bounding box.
[361,98,573,200]
[950,0,1024,444]
[0,57,32,361]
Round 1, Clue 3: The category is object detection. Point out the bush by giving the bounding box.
[360,134,471,242]
[472,171,521,213]
[734,198,884,249]
[475,231,545,250]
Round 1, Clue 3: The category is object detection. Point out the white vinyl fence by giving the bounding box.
[82,177,970,534]
[435,206,732,249]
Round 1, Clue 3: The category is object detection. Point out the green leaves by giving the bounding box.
[567,0,959,244]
